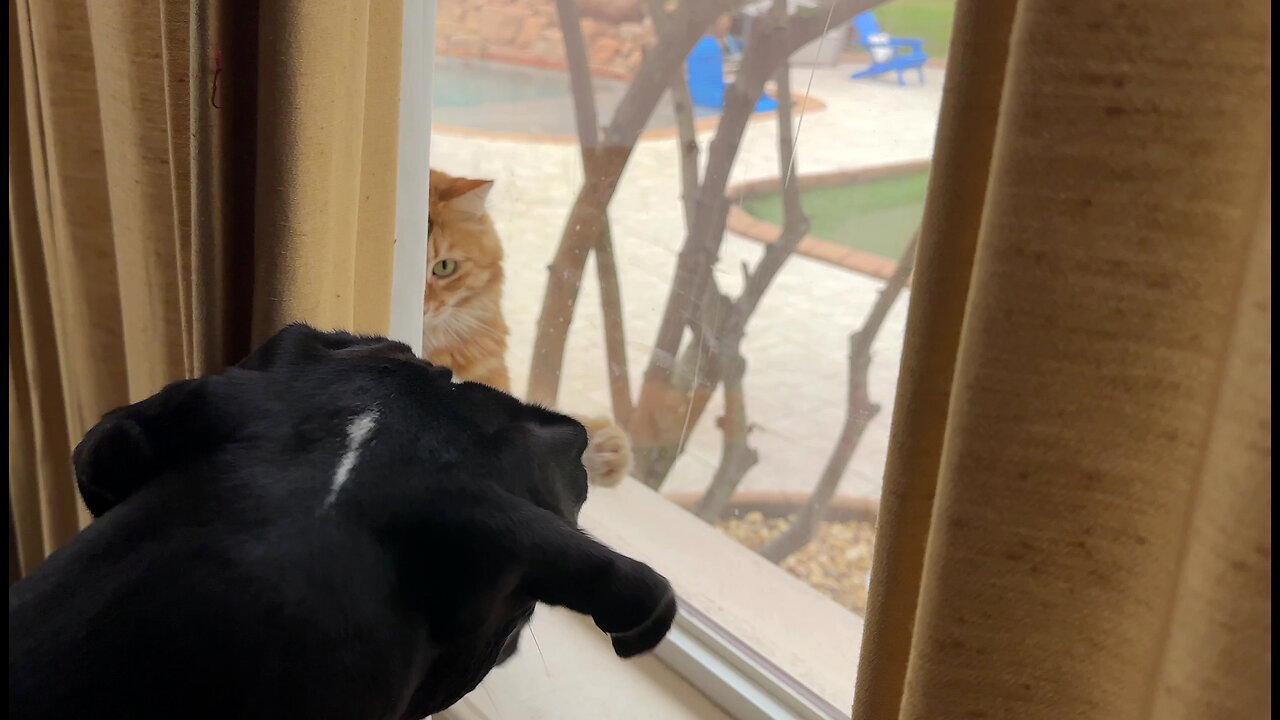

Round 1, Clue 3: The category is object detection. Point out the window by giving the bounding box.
[399,1,955,716]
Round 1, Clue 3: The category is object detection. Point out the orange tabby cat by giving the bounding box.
[424,170,631,486]
[423,170,510,390]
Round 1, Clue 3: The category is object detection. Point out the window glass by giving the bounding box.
[425,0,953,708]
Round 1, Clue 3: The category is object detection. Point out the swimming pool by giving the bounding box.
[429,57,720,137]
[433,58,573,109]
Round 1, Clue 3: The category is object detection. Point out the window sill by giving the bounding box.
[438,604,732,720]
[440,478,863,718]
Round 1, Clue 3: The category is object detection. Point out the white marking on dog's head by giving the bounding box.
[321,408,379,510]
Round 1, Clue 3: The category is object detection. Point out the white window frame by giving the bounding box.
[656,600,850,720]
[391,5,853,718]
[388,0,437,354]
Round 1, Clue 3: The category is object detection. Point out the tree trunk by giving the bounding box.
[693,345,758,521]
[632,283,728,487]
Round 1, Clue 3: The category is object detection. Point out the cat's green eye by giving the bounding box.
[432,259,458,278]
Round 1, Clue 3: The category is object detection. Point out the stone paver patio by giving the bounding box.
[429,63,945,501]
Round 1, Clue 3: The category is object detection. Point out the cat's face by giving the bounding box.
[425,170,503,327]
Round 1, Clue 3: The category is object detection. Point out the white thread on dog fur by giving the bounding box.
[322,409,379,509]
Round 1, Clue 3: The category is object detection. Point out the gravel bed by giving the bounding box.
[716,511,876,616]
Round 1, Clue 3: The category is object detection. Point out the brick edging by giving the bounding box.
[725,159,930,280]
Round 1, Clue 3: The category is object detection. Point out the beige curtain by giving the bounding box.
[856,1,1271,719]
[9,0,404,578]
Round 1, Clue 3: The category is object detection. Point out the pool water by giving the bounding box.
[429,57,719,136]
[741,173,929,260]
[433,58,571,109]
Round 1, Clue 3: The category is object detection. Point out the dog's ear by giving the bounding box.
[73,377,221,518]
[484,418,590,520]
[516,509,677,657]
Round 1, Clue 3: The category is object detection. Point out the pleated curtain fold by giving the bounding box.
[9,0,404,578]
[855,1,1271,718]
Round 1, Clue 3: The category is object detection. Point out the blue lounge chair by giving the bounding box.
[849,11,928,86]
[687,36,777,113]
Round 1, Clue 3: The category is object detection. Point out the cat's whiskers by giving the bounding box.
[450,309,505,340]
[424,306,504,355]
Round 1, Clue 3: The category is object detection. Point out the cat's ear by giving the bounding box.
[439,177,493,217]
[73,377,226,518]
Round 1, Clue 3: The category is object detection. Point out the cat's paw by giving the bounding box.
[578,416,633,488]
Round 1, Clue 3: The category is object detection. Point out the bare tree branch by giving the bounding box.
[593,225,634,425]
[556,0,601,150]
[647,0,701,230]
[760,233,919,562]
[694,0,807,517]
[527,0,746,406]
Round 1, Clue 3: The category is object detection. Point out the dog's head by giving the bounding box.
[72,323,675,716]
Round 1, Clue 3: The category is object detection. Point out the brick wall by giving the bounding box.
[435,0,657,78]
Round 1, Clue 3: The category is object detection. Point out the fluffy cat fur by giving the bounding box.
[424,170,632,486]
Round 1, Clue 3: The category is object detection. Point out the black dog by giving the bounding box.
[9,324,676,719]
